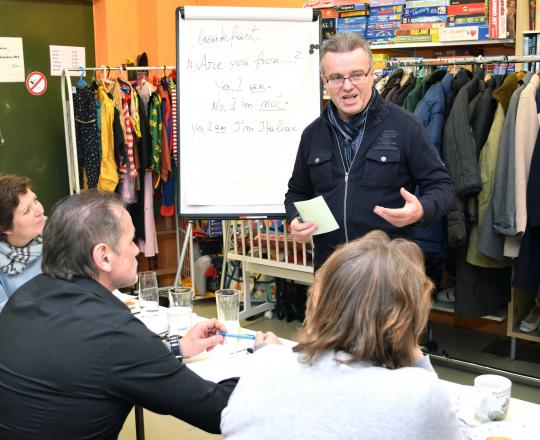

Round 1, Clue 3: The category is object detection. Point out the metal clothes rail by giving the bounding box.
[384,54,540,67]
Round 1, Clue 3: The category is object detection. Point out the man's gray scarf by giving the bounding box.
[324,88,376,171]
[0,235,43,275]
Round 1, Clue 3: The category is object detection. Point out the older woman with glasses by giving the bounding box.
[0,175,45,312]
[221,230,462,439]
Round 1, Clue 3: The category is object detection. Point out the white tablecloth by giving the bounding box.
[134,306,540,439]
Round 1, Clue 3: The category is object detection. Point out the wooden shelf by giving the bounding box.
[432,299,507,322]
[370,39,515,50]
[508,289,540,344]
[508,328,540,342]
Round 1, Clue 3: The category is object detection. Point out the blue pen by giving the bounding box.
[219,332,256,340]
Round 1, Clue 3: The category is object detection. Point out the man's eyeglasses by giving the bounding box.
[325,69,372,88]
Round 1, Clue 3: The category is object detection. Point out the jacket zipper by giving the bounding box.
[328,125,350,243]
[344,172,349,242]
[327,116,368,244]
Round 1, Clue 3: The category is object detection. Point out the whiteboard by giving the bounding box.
[177,6,321,219]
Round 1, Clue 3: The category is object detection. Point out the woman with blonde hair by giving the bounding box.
[0,175,45,312]
[221,231,462,439]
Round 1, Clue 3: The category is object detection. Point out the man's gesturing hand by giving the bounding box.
[373,187,424,228]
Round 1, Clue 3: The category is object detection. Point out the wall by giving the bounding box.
[93,0,304,67]
[0,0,96,211]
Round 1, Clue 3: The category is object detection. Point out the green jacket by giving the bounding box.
[403,77,426,112]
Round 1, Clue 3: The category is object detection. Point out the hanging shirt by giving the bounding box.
[96,85,119,191]
[148,92,162,176]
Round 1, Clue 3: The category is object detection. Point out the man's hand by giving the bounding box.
[180,319,226,358]
[373,187,424,228]
[253,331,282,352]
[290,217,318,243]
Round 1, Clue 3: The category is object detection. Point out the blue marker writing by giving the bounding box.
[219,332,256,340]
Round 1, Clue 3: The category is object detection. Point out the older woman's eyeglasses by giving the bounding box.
[325,69,372,88]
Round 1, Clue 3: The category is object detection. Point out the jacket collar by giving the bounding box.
[441,72,454,97]
[492,73,519,113]
[72,276,130,311]
[322,88,389,130]
[366,89,390,128]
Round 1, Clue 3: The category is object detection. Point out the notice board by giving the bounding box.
[177,6,321,218]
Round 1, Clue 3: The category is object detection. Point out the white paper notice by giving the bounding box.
[49,45,85,76]
[0,37,25,82]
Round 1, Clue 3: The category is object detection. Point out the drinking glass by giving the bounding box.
[138,271,159,317]
[168,287,193,335]
[215,289,240,335]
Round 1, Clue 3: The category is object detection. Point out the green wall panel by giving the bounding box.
[0,0,95,211]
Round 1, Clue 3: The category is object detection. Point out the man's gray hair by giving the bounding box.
[320,32,373,73]
[42,190,126,280]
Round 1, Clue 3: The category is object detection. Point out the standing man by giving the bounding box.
[0,191,236,439]
[285,33,454,270]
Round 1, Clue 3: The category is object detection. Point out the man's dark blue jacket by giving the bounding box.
[285,91,455,269]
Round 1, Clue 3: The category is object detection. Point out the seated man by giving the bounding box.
[0,190,237,439]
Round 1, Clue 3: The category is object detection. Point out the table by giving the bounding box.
[135,310,540,440]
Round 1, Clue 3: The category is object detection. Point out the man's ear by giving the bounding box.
[92,243,113,273]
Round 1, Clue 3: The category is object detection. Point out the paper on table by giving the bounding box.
[187,348,254,383]
[294,196,339,235]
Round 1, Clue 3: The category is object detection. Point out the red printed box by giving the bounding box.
[447,2,487,15]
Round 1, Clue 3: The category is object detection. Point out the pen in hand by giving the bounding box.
[218,332,256,340]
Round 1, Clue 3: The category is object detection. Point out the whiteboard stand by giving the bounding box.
[220,220,231,291]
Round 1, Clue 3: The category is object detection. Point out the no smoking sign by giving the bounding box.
[25,71,47,96]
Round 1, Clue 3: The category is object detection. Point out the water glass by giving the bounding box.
[138,271,159,317]
[168,287,193,335]
[215,289,240,335]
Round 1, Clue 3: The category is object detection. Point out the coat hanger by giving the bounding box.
[117,64,130,85]
[77,66,87,88]
[97,65,114,87]
[417,58,425,79]
[90,67,99,91]
[116,65,134,97]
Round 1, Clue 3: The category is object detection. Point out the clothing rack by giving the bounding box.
[384,54,540,67]
[60,65,186,305]
[61,65,175,195]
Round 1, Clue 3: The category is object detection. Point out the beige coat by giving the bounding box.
[505,74,540,257]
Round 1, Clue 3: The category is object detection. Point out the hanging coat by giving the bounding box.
[504,74,540,257]
[413,72,453,255]
[477,73,533,261]
[471,77,498,156]
[443,70,485,200]
[467,74,519,268]
[513,127,540,296]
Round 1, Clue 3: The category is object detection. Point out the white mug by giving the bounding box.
[474,374,512,423]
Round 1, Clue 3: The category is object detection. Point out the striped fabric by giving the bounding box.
[170,86,178,164]
[119,96,137,178]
